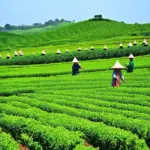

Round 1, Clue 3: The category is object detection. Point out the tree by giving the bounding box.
[60,19,65,22]
[55,19,59,23]
[5,24,11,30]
[33,23,42,27]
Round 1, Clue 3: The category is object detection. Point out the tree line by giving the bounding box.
[0,19,74,31]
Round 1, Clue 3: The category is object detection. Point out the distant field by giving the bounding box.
[9,22,73,34]
[0,19,150,55]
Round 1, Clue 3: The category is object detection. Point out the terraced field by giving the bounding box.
[0,56,150,149]
[0,19,150,55]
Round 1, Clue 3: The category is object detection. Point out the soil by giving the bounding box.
[84,141,93,147]
[19,144,28,150]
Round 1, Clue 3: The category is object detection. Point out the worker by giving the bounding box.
[6,53,11,59]
[125,54,135,73]
[112,60,126,87]
[72,57,83,76]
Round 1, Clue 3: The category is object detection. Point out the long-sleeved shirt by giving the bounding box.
[72,63,81,75]
[112,71,124,87]
[126,60,134,72]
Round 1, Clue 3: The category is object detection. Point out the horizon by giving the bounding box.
[1,0,150,27]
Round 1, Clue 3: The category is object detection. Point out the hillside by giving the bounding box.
[9,22,73,34]
[0,19,150,53]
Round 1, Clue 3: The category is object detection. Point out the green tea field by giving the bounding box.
[0,55,150,149]
[0,12,150,150]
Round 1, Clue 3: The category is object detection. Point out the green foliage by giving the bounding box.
[0,132,19,150]
[0,19,73,32]
[0,114,84,150]
[21,133,43,150]
[0,56,150,149]
[0,45,150,65]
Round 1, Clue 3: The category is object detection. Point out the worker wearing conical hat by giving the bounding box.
[142,39,147,45]
[119,43,123,49]
[56,49,61,54]
[104,45,108,50]
[77,47,82,51]
[133,40,137,46]
[111,60,126,87]
[125,54,135,73]
[128,42,133,48]
[90,46,95,50]
[72,57,83,76]
[41,50,46,55]
[144,41,148,47]
[14,51,18,56]
[20,51,24,56]
[6,53,11,59]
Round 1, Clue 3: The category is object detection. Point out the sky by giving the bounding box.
[0,0,150,26]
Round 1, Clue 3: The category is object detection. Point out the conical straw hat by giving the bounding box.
[111,60,125,69]
[66,49,69,52]
[134,40,137,44]
[104,45,108,49]
[144,41,148,45]
[19,50,22,54]
[14,51,18,56]
[91,46,95,50]
[143,39,147,44]
[19,50,24,56]
[56,49,61,54]
[20,52,24,56]
[41,50,46,55]
[72,57,79,63]
[77,47,82,51]
[0,54,2,58]
[7,53,11,58]
[128,54,135,58]
[120,43,123,47]
[128,42,133,47]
